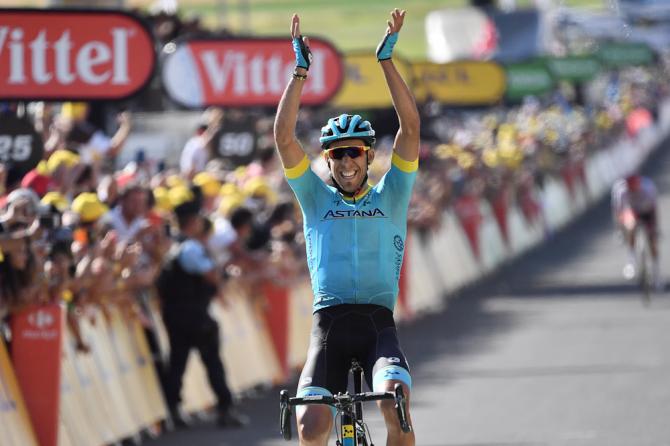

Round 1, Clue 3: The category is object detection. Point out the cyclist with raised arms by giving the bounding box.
[274,9,419,446]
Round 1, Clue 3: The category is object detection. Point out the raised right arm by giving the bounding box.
[274,14,310,170]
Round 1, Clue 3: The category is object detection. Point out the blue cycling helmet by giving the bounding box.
[319,114,376,149]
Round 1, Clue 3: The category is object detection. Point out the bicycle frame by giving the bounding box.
[279,359,411,445]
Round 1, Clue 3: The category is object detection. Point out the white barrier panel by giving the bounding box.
[288,280,314,370]
[508,204,543,257]
[61,325,114,445]
[428,210,480,293]
[541,178,573,231]
[585,151,609,199]
[478,201,508,274]
[406,229,446,315]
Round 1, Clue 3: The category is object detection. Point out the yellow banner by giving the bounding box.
[412,61,506,104]
[331,53,413,109]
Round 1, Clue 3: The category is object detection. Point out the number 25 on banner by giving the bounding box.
[0,135,32,162]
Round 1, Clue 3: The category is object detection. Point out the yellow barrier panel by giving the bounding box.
[181,352,216,414]
[331,53,414,109]
[129,319,168,423]
[106,307,160,429]
[216,285,281,391]
[412,61,506,105]
[59,305,169,444]
[0,336,38,446]
[79,310,141,438]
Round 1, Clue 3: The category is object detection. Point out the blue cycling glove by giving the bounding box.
[376,32,398,61]
[292,36,312,70]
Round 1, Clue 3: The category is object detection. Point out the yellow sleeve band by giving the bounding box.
[392,152,419,173]
[0,249,4,263]
[284,155,311,179]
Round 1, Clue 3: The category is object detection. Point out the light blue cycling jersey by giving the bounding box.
[285,152,418,313]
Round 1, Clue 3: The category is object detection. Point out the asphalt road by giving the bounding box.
[150,140,670,446]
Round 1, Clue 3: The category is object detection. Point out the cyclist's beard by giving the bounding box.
[329,153,369,198]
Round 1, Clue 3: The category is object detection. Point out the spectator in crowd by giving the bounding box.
[156,201,248,429]
[57,102,133,165]
[103,184,150,244]
[180,109,223,179]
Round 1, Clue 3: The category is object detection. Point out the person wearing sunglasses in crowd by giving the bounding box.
[274,9,418,446]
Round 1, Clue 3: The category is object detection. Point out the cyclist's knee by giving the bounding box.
[297,407,332,443]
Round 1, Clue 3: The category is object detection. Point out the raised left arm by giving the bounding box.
[378,9,420,163]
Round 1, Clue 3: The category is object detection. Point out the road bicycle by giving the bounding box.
[279,359,411,445]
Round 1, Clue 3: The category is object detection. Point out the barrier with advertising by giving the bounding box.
[505,61,555,100]
[597,42,655,67]
[412,60,506,104]
[10,304,63,446]
[162,37,343,107]
[0,9,155,100]
[544,55,602,83]
[330,53,413,109]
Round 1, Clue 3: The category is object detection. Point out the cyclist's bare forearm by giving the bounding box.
[381,59,420,163]
[274,68,309,169]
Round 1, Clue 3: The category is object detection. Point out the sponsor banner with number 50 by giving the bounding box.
[162,37,344,107]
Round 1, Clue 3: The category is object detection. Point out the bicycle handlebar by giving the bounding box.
[279,384,411,441]
[287,391,395,407]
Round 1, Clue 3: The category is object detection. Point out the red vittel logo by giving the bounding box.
[0,10,155,100]
[162,37,343,107]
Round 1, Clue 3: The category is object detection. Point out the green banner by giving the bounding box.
[597,42,654,67]
[505,63,554,100]
[545,56,601,82]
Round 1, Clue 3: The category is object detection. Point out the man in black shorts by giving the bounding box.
[274,8,419,446]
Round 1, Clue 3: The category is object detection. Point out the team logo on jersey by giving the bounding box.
[322,208,386,220]
[393,235,404,251]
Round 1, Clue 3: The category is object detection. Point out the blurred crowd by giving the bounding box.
[1,63,667,330]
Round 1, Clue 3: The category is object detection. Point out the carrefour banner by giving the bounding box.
[505,62,554,100]
[597,42,654,67]
[162,37,343,107]
[545,56,601,83]
[412,61,506,105]
[330,53,413,109]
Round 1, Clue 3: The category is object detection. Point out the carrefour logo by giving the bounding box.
[27,310,54,329]
[322,208,386,220]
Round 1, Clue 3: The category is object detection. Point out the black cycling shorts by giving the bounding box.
[296,304,411,399]
[636,210,657,231]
